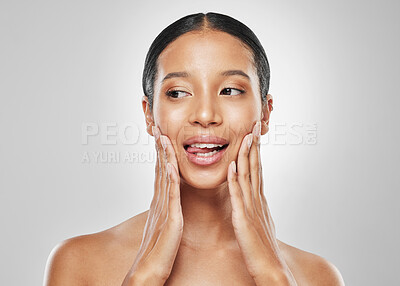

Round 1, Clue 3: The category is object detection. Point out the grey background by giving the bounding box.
[1,0,399,285]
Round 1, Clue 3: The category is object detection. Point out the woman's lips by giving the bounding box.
[184,145,228,166]
[186,145,223,153]
[182,135,228,146]
[183,135,229,166]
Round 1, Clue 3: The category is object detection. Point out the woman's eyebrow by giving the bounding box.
[162,71,189,83]
[220,70,250,80]
[161,69,250,83]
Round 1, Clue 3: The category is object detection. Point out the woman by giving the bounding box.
[44,12,345,285]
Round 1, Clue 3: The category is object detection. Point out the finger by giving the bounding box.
[159,134,179,226]
[248,122,276,239]
[260,190,277,236]
[150,129,161,212]
[167,163,182,222]
[144,126,162,242]
[151,126,161,207]
[227,161,248,226]
[227,162,272,269]
[139,172,170,263]
[147,216,183,278]
[152,126,168,225]
[160,135,179,173]
[148,163,183,275]
[237,133,254,216]
[158,141,170,226]
[139,126,165,256]
[136,128,178,264]
[140,155,171,261]
[249,121,263,217]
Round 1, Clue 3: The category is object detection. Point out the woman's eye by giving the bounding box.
[165,90,190,98]
[220,88,244,96]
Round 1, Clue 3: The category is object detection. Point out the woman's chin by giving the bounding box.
[180,171,228,190]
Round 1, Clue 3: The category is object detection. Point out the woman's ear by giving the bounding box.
[261,94,273,135]
[142,96,155,136]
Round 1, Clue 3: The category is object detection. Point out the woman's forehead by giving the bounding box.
[157,31,257,80]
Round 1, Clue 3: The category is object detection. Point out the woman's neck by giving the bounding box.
[179,180,237,250]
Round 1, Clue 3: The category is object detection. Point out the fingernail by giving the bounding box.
[152,126,160,140]
[160,135,167,151]
[247,134,253,149]
[231,161,236,174]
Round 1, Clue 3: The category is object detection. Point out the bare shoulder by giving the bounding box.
[43,210,149,286]
[278,240,345,286]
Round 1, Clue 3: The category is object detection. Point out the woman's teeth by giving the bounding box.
[196,150,219,157]
[189,143,224,148]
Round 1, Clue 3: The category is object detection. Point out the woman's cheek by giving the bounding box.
[156,101,184,132]
[226,103,257,136]
[155,104,188,161]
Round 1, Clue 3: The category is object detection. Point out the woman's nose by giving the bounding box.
[189,94,222,128]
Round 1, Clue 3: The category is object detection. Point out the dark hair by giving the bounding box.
[142,12,270,110]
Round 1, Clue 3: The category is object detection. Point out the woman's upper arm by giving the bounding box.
[43,238,87,286]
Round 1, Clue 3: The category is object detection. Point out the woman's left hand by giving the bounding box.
[227,121,297,286]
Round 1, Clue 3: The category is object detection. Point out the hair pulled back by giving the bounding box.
[142,12,270,110]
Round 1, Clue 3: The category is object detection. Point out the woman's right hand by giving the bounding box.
[122,126,183,285]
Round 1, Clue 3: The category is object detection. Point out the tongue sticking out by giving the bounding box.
[186,146,222,154]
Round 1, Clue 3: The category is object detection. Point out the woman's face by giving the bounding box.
[144,30,271,189]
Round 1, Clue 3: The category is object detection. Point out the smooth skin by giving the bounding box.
[44,31,345,285]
